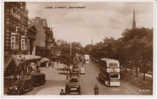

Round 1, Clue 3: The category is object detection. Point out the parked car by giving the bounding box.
[31,72,46,87]
[65,75,81,95]
[7,76,33,95]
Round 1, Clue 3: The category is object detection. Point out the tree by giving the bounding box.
[55,40,84,66]
[121,28,153,79]
[84,27,153,80]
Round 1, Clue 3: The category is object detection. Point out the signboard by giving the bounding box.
[107,68,120,73]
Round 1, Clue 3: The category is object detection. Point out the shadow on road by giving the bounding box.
[26,79,66,95]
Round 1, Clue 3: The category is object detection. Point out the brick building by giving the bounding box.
[4,2,29,62]
[31,17,47,47]
[45,27,55,50]
[45,27,55,58]
[27,20,37,55]
[30,17,55,57]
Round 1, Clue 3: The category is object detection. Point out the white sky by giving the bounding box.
[26,2,153,46]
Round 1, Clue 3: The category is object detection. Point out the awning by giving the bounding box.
[40,57,50,63]
[7,55,41,67]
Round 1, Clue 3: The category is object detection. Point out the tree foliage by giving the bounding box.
[85,28,153,76]
[55,40,83,65]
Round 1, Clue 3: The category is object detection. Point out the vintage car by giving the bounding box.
[31,72,46,87]
[72,66,80,74]
[7,76,33,95]
[65,75,81,95]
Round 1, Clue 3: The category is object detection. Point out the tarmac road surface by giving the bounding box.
[80,60,142,95]
[26,61,150,95]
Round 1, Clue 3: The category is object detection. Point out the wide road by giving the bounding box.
[26,60,145,95]
[80,59,141,95]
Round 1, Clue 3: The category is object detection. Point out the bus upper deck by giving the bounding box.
[100,58,120,73]
[98,58,120,87]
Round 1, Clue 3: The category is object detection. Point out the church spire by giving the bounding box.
[132,9,136,29]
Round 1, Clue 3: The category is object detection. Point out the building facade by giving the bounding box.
[4,2,29,61]
[31,17,47,47]
[31,17,55,57]
[45,27,55,50]
[27,20,37,55]
[45,27,55,58]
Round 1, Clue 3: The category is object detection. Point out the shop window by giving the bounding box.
[11,34,16,49]
[21,37,26,50]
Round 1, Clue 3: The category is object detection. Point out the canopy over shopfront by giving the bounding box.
[4,55,41,77]
[40,57,50,63]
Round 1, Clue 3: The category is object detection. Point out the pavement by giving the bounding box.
[26,63,66,95]
[126,68,152,78]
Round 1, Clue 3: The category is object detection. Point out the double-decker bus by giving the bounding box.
[98,58,120,87]
[84,54,90,63]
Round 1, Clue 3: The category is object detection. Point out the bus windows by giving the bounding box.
[109,63,118,68]
[110,74,119,79]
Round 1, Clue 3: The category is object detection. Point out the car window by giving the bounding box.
[110,74,118,78]
[70,78,78,82]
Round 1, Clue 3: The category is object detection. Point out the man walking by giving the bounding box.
[94,84,99,95]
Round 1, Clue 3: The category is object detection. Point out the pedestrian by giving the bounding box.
[60,89,64,95]
[94,84,99,95]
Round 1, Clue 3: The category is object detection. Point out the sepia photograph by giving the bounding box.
[3,1,153,95]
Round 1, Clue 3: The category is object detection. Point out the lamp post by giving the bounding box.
[66,41,72,79]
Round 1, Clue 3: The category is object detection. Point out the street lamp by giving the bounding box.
[66,41,72,80]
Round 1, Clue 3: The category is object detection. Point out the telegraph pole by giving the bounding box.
[67,41,72,79]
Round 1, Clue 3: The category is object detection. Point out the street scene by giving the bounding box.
[4,2,153,95]
[25,59,149,95]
